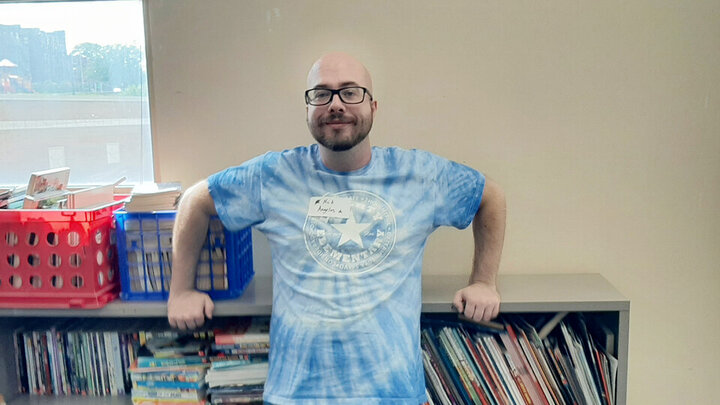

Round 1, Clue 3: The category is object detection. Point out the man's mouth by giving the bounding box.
[323,116,354,127]
[326,121,352,127]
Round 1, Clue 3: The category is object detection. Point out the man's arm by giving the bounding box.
[453,178,507,322]
[167,180,218,330]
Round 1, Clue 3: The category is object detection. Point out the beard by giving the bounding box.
[307,112,373,151]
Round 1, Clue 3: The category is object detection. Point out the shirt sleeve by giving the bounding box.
[428,152,485,229]
[207,153,267,231]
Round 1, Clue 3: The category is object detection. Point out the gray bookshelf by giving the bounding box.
[0,273,629,405]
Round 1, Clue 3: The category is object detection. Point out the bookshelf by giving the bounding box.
[0,273,629,405]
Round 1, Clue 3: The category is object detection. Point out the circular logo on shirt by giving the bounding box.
[303,190,396,274]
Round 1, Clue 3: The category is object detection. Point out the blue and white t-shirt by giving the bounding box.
[208,144,484,404]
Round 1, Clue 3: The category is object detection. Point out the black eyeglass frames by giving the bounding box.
[305,86,373,106]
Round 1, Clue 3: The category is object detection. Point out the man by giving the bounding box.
[168,52,506,404]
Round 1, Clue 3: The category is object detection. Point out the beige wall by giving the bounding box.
[145,1,720,403]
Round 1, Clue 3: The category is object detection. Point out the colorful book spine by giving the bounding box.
[136,356,207,368]
[134,380,206,390]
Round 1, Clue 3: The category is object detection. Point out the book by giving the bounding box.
[213,318,270,345]
[105,331,127,395]
[559,322,601,405]
[3,185,27,209]
[66,177,126,209]
[574,316,612,405]
[501,325,549,405]
[551,340,585,404]
[0,187,13,209]
[205,362,268,388]
[428,327,473,404]
[131,364,210,374]
[133,400,207,405]
[514,324,560,405]
[422,350,453,405]
[131,386,206,401]
[25,167,70,196]
[593,345,613,405]
[131,368,206,382]
[512,318,568,405]
[542,338,578,404]
[437,329,481,404]
[421,329,462,404]
[22,189,71,209]
[480,334,526,404]
[39,331,52,394]
[136,356,207,369]
[12,328,29,394]
[145,334,209,358]
[134,379,206,390]
[446,327,493,404]
[210,393,263,404]
[211,343,270,355]
[460,328,507,405]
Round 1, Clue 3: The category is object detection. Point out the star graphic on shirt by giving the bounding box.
[332,213,372,248]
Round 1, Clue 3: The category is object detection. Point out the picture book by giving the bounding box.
[213,318,270,345]
[25,167,70,196]
[22,167,71,209]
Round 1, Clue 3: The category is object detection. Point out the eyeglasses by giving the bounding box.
[304,86,373,106]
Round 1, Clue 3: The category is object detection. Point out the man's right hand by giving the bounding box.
[167,290,214,330]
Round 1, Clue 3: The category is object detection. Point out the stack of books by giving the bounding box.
[130,333,210,405]
[0,187,13,209]
[0,185,26,209]
[206,317,270,404]
[421,314,617,405]
[9,167,125,210]
[13,318,140,396]
[125,183,182,212]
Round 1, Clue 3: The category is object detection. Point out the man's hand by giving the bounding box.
[167,290,214,330]
[452,281,500,322]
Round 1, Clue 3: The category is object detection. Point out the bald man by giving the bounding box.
[168,52,506,404]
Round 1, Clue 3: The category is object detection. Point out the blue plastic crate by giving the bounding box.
[114,211,253,301]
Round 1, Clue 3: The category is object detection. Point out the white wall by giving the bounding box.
[144,1,720,403]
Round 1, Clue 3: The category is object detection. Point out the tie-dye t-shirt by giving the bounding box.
[208,144,484,404]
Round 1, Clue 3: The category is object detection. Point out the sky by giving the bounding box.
[0,0,145,53]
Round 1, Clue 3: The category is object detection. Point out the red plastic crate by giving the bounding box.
[0,201,125,309]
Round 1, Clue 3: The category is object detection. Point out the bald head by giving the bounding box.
[307,52,373,94]
[305,52,377,157]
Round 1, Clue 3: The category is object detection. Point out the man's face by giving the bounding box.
[306,57,377,152]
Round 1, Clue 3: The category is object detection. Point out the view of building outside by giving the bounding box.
[0,0,153,186]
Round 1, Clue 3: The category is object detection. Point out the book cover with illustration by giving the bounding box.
[213,317,270,345]
[25,167,70,196]
[22,167,71,209]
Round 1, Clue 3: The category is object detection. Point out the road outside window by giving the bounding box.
[0,0,153,186]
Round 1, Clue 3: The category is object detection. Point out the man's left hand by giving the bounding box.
[452,281,501,322]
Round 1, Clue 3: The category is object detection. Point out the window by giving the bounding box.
[0,0,153,186]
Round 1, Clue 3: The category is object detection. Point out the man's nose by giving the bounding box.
[328,93,345,112]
